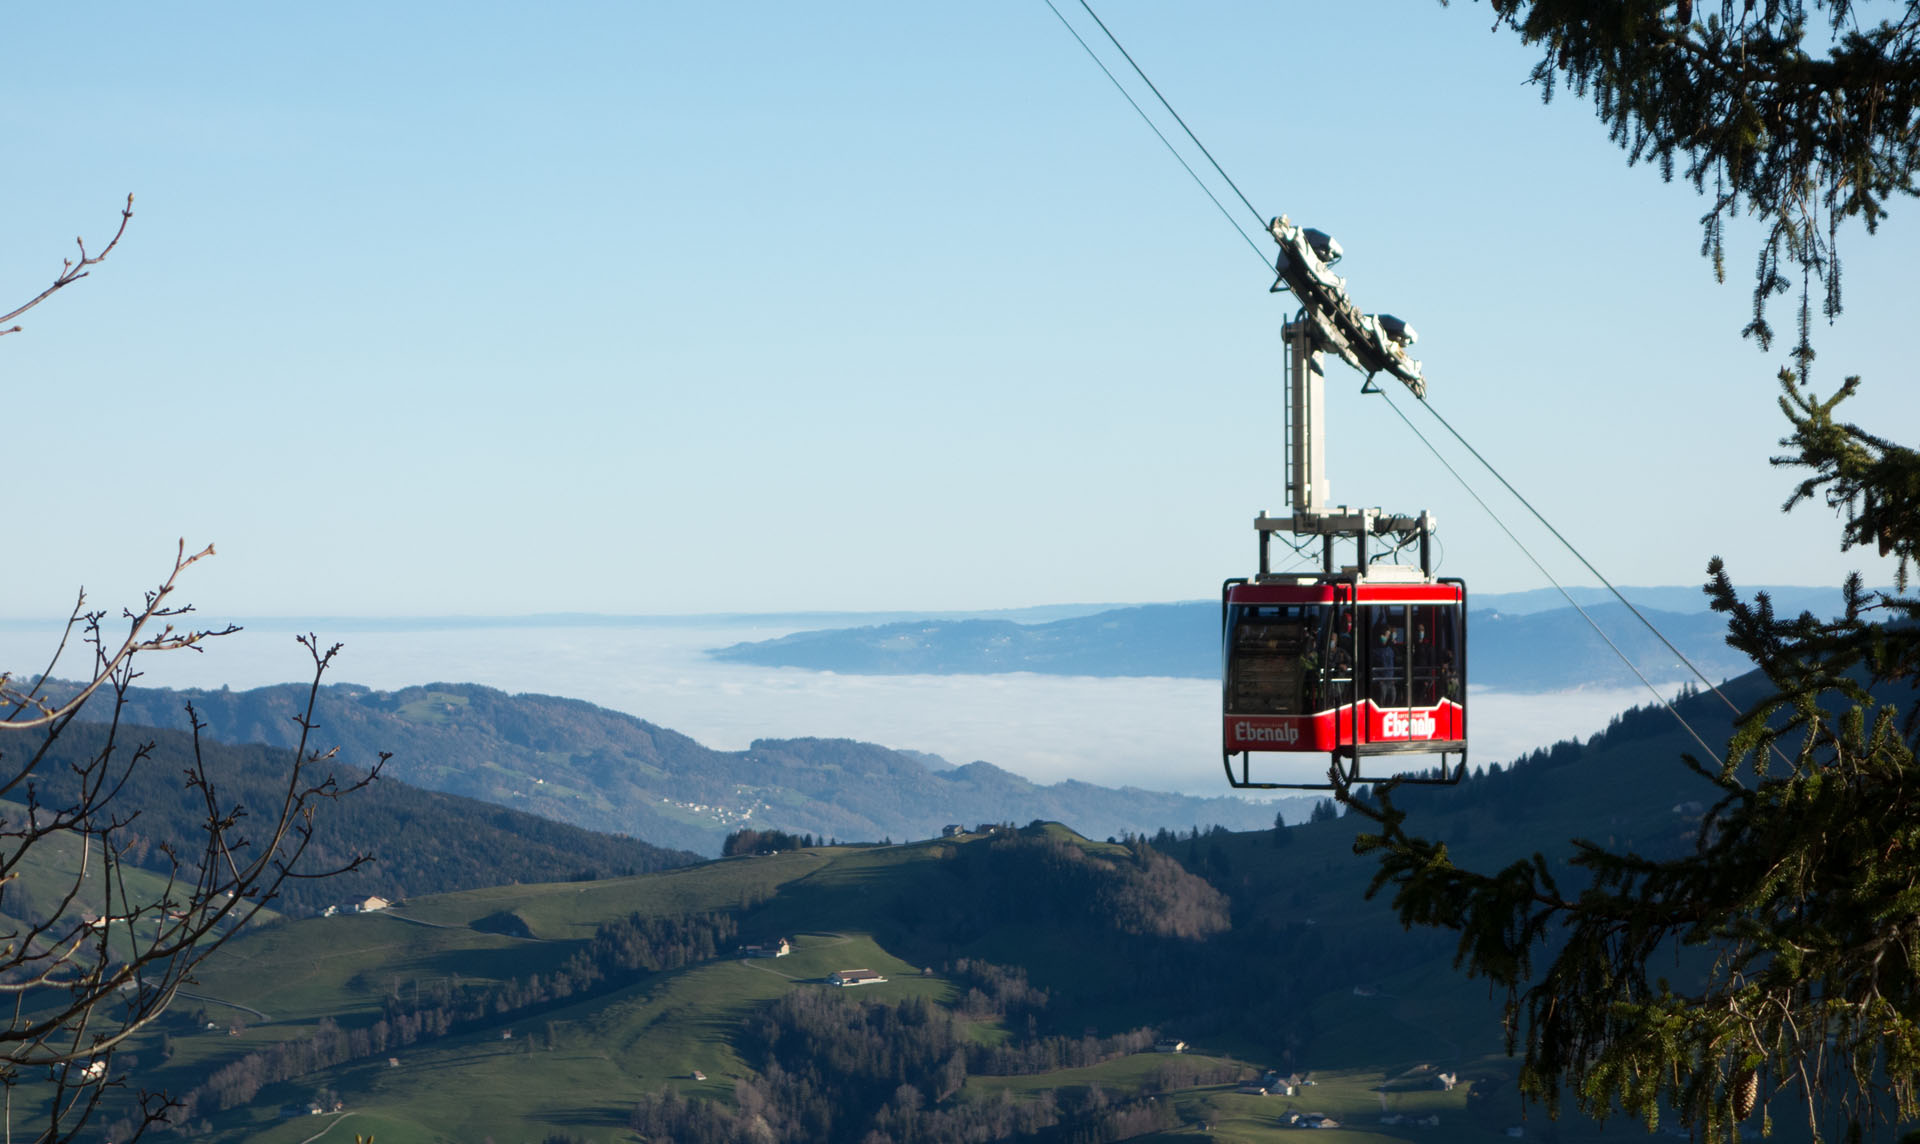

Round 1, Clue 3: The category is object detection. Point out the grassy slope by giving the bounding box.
[171,917,954,1142]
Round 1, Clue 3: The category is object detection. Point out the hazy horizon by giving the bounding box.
[0,615,1682,800]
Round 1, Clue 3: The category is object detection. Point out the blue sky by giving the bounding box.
[6,3,1914,622]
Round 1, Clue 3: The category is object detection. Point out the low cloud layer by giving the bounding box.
[1,621,1665,797]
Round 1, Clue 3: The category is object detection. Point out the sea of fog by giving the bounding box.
[0,617,1669,798]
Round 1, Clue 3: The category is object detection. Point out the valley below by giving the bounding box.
[0,599,1840,1141]
[57,677,1771,1143]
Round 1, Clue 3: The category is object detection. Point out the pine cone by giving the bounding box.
[1732,1068,1759,1120]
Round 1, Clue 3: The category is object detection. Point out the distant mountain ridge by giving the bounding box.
[713,604,1209,679]
[68,680,1287,856]
[709,598,1776,691]
[1470,583,1854,617]
[25,719,698,916]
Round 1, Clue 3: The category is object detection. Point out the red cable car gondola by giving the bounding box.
[1222,571,1466,789]
[1220,217,1468,790]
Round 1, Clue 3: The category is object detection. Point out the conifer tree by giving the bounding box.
[1344,3,1920,1139]
[1475,0,1920,357]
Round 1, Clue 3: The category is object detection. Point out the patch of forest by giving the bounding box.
[132,909,737,1137]
[632,988,1185,1144]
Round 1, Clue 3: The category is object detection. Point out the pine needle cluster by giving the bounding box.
[1346,380,1920,1140]
[1353,8,1920,1134]
[1479,0,1920,355]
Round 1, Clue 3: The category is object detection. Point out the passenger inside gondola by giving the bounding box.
[1439,649,1460,703]
[1411,614,1440,705]
[1370,608,1403,707]
[1323,607,1355,708]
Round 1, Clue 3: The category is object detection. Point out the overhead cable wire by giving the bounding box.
[1409,397,1792,768]
[1414,396,1751,722]
[1042,0,1738,759]
[1073,0,1267,230]
[1373,384,1726,765]
[1039,0,1272,269]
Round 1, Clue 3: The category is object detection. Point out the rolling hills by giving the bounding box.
[60,680,1286,856]
[82,677,1801,1144]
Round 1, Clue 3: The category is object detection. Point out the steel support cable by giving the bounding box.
[1040,0,1741,763]
[1041,0,1271,268]
[1374,385,1727,766]
[1413,396,1753,724]
[1073,0,1267,230]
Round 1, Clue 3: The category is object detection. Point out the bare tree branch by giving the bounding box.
[0,196,133,337]
[0,549,376,1143]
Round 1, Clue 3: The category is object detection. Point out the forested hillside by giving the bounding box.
[57,680,1282,854]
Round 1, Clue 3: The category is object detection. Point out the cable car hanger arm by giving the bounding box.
[1269,217,1426,400]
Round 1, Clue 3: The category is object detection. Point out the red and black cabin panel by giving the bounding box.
[1222,578,1466,761]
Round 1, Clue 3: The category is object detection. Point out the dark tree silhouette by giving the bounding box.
[1348,4,1920,1139]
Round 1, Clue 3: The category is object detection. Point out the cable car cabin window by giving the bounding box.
[1225,604,1326,716]
[1366,605,1408,708]
[1410,604,1462,706]
[1352,601,1466,709]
